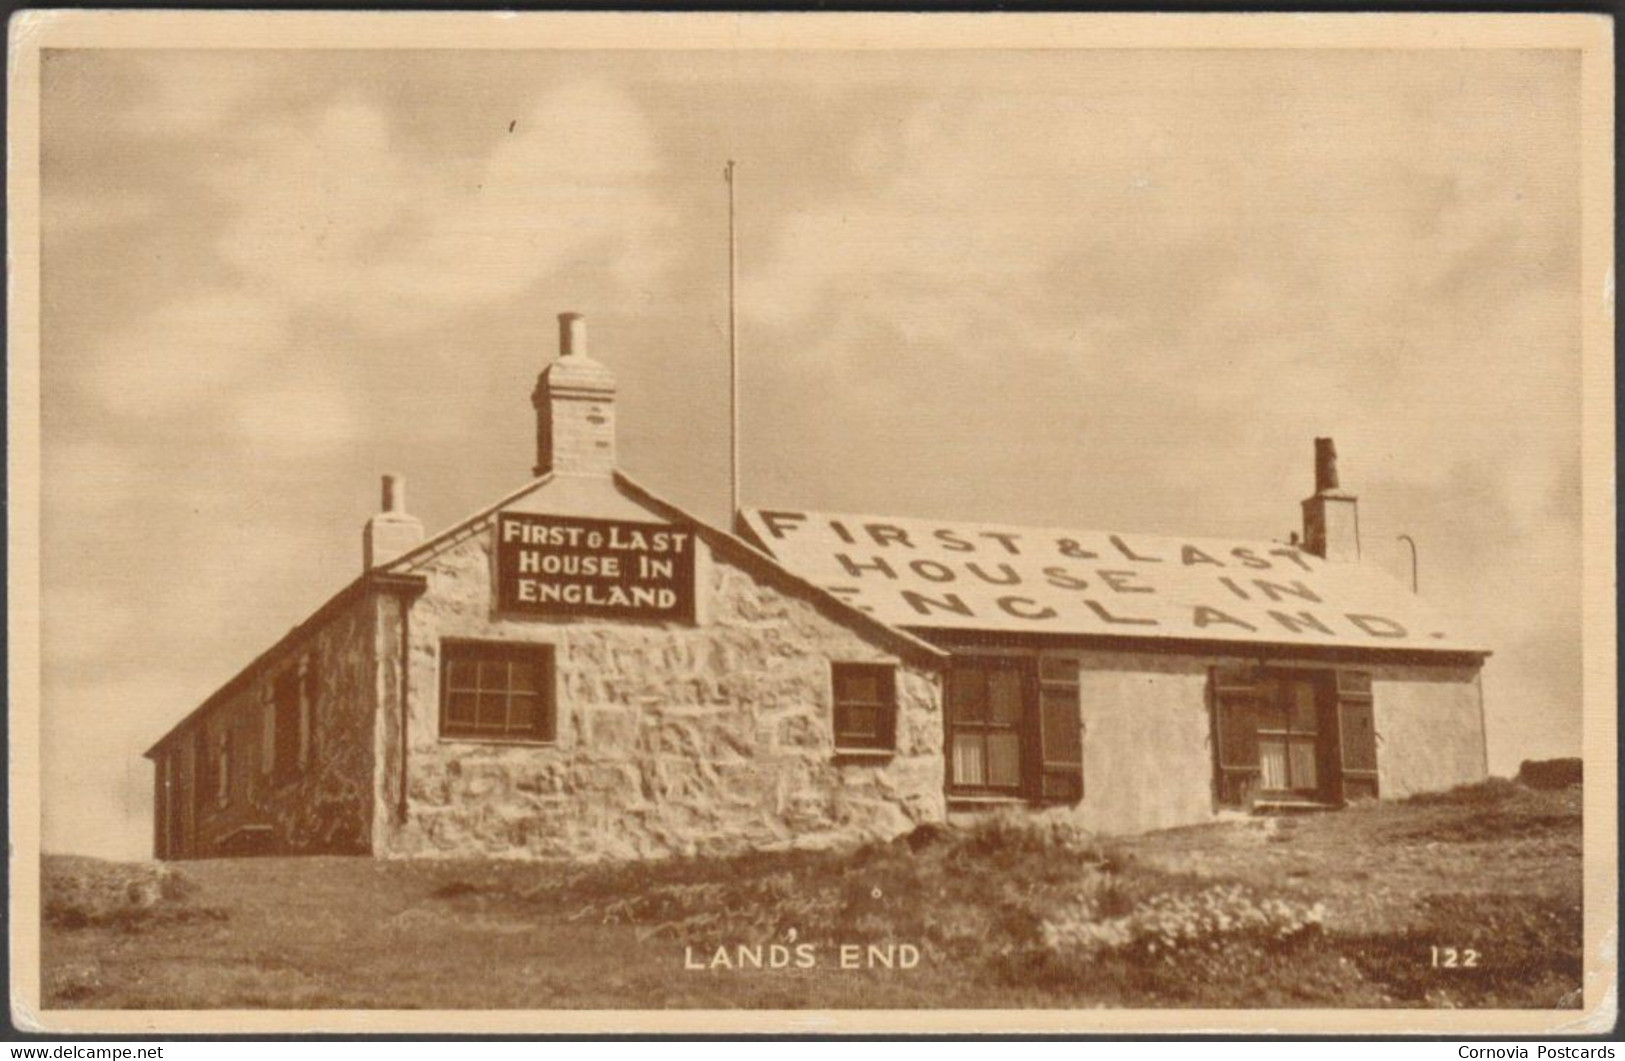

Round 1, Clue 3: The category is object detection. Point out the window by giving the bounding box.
[832,663,897,752]
[298,658,315,769]
[162,753,183,859]
[1210,666,1378,807]
[440,641,555,742]
[947,660,1028,795]
[946,655,1084,803]
[260,686,275,776]
[1258,675,1319,795]
[160,747,181,857]
[273,669,301,781]
[215,732,231,807]
[190,731,208,822]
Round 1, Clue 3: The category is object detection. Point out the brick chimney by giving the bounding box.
[533,312,617,477]
[1300,437,1360,562]
[363,473,425,569]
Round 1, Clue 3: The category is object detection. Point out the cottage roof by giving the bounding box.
[738,508,1488,658]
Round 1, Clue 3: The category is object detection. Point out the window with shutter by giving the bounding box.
[944,655,1082,804]
[1335,670,1379,800]
[946,660,1029,797]
[1212,665,1376,807]
[1211,665,1262,808]
[1036,655,1083,803]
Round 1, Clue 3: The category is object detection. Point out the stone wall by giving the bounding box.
[377,512,945,861]
[153,590,378,858]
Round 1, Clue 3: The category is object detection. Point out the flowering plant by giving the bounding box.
[1041,881,1326,957]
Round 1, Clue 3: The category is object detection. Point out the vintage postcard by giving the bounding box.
[7,10,1615,1036]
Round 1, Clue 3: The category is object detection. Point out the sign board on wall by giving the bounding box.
[739,509,1485,654]
[496,513,696,623]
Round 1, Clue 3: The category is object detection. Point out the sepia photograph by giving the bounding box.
[7,10,1615,1036]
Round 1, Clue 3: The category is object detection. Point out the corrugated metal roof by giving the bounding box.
[739,508,1487,656]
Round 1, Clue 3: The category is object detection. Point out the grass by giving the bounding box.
[40,778,1582,1010]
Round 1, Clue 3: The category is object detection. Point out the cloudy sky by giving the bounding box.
[41,46,1581,859]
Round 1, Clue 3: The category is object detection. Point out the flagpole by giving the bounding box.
[726,160,740,519]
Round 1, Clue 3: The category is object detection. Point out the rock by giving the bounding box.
[902,821,956,852]
[1518,758,1582,790]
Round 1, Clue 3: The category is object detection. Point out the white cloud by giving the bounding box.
[43,584,138,671]
[43,438,144,513]
[43,186,158,234]
[746,76,1578,527]
[214,83,678,334]
[234,377,360,457]
[86,292,292,417]
[43,670,207,860]
[126,51,274,136]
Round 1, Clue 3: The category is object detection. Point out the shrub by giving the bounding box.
[1040,881,1326,959]
[1402,777,1522,806]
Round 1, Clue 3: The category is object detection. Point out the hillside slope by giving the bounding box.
[41,778,1582,1010]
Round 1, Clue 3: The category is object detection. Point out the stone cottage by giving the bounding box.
[146,313,1489,860]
